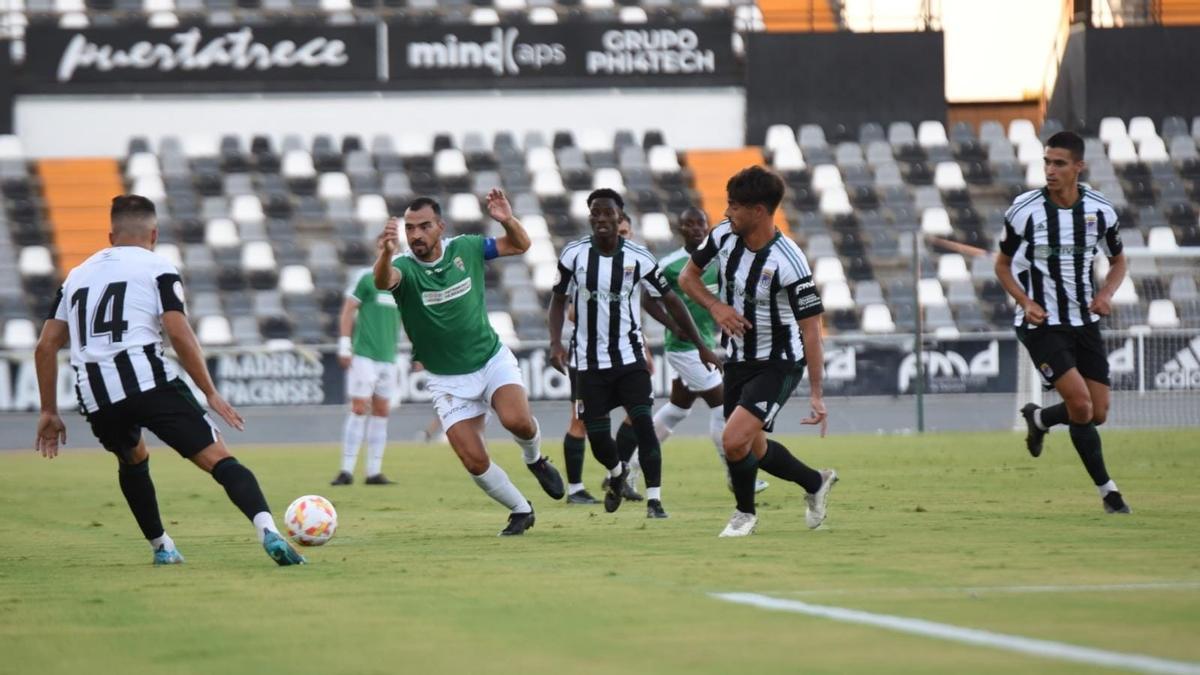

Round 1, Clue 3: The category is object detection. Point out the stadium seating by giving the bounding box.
[2,115,1200,348]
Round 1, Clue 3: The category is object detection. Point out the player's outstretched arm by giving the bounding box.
[374,218,402,291]
[679,260,750,337]
[660,291,722,372]
[33,319,69,458]
[994,252,1045,325]
[487,189,531,256]
[1089,253,1126,317]
[161,311,245,432]
[798,315,828,438]
[547,292,569,374]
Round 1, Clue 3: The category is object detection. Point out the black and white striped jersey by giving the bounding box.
[48,246,185,412]
[999,185,1124,328]
[690,221,823,364]
[553,237,672,371]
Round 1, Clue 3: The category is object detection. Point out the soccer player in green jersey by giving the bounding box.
[613,207,769,495]
[374,190,564,536]
[331,236,402,486]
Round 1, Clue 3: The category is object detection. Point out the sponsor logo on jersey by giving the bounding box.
[375,292,397,307]
[421,277,472,306]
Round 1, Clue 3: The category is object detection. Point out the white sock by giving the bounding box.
[627,450,641,485]
[646,486,661,501]
[515,417,543,464]
[653,402,691,442]
[365,416,388,476]
[1097,480,1119,496]
[252,512,279,544]
[471,462,531,513]
[710,406,732,480]
[610,462,625,478]
[1033,408,1048,431]
[149,532,175,552]
[568,482,586,495]
[341,413,367,473]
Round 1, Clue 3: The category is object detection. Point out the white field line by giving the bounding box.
[712,592,1200,675]
[768,581,1200,598]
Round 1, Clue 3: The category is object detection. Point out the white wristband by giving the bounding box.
[337,336,352,357]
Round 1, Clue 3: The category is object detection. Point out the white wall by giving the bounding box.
[15,87,746,157]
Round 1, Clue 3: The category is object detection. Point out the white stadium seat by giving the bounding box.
[356,194,389,224]
[861,304,896,334]
[154,243,183,270]
[918,278,947,307]
[647,146,680,174]
[205,218,240,249]
[640,213,672,243]
[318,172,353,201]
[920,207,952,236]
[241,241,277,272]
[18,246,55,277]
[936,253,970,283]
[3,319,37,350]
[279,265,315,295]
[1098,117,1127,145]
[1147,299,1181,328]
[813,256,846,286]
[197,315,233,346]
[821,280,854,311]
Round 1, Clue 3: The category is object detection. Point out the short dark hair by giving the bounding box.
[1046,131,1085,162]
[111,194,156,223]
[407,196,442,216]
[587,188,624,210]
[726,166,785,214]
[618,210,632,225]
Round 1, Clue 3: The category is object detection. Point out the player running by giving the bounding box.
[331,236,401,486]
[373,190,564,536]
[996,131,1132,514]
[33,195,305,566]
[613,207,769,496]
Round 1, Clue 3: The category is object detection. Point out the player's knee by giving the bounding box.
[350,399,369,416]
[1066,399,1093,424]
[721,429,751,458]
[1092,408,1108,426]
[501,413,536,439]
[370,398,390,417]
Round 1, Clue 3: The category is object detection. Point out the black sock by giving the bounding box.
[759,440,823,493]
[630,410,660,489]
[584,417,619,471]
[727,453,759,515]
[1068,422,1111,486]
[563,433,586,485]
[118,458,164,540]
[615,421,639,464]
[211,457,271,521]
[1040,403,1069,429]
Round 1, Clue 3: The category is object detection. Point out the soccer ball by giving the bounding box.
[284,495,338,546]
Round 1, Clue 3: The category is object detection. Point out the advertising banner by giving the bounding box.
[385,19,740,88]
[22,24,380,88]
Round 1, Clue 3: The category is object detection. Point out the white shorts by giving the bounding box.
[347,355,398,401]
[426,345,525,430]
[666,349,722,393]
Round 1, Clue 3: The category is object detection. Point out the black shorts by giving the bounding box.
[1016,323,1110,386]
[568,366,579,403]
[575,364,653,422]
[723,360,806,433]
[84,379,219,462]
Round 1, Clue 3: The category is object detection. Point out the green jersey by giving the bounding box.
[346,268,400,363]
[390,235,500,375]
[659,247,719,352]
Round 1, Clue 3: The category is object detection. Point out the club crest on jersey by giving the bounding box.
[623,265,635,285]
[1084,213,1098,232]
[454,256,464,272]
[758,267,774,289]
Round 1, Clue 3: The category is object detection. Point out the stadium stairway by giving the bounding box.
[1160,0,1200,25]
[757,0,839,32]
[686,147,792,236]
[37,158,123,274]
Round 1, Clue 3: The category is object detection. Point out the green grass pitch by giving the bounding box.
[1,429,1197,674]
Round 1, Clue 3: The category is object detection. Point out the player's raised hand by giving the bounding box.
[486,188,513,223]
[710,302,753,337]
[698,346,724,373]
[35,412,66,458]
[207,393,245,432]
[380,217,401,255]
[802,396,828,438]
[549,342,569,375]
